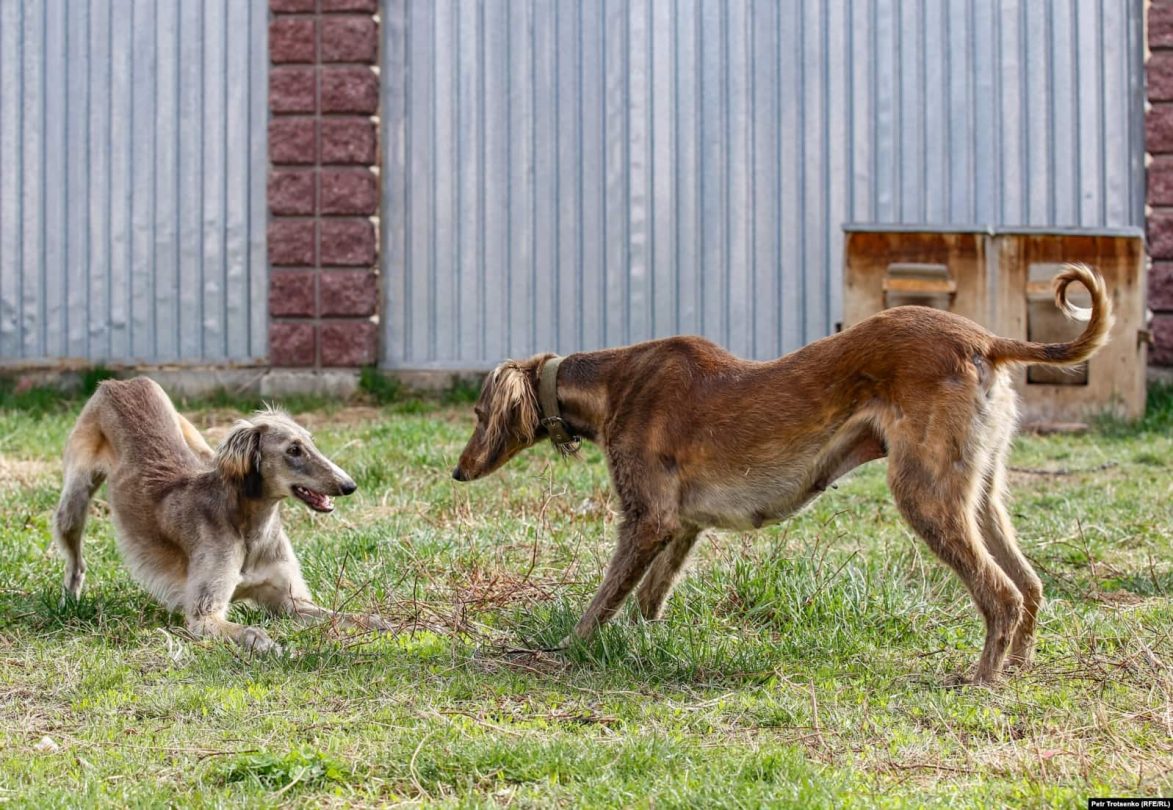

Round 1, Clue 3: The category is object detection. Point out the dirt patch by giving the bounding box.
[0,455,57,490]
[291,406,384,431]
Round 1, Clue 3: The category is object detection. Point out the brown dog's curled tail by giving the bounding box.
[987,263,1114,367]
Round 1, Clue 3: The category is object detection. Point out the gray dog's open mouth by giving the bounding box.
[292,485,334,513]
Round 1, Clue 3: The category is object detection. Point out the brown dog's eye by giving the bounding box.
[286,444,302,457]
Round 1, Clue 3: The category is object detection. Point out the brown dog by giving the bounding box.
[53,377,388,654]
[453,264,1113,684]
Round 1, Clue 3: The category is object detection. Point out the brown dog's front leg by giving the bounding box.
[563,519,672,645]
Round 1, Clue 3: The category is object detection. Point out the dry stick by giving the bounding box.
[808,682,825,750]
[409,730,436,801]
[1008,461,1117,476]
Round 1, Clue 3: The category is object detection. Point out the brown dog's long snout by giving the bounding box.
[452,466,466,482]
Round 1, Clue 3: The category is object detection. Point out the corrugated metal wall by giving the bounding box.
[381,0,1145,370]
[0,0,268,366]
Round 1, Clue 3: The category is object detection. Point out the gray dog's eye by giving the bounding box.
[286,444,302,458]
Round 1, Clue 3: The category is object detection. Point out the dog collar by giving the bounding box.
[538,356,581,454]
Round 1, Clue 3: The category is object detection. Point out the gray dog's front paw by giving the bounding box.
[238,626,283,656]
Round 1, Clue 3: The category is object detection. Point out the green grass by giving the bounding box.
[1,384,1171,807]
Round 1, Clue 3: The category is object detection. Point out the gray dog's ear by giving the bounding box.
[216,420,264,498]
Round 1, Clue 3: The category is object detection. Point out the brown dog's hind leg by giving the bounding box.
[888,445,1023,685]
[636,527,701,621]
[565,517,675,645]
[978,462,1043,670]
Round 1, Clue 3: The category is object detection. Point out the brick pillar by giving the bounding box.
[1148,2,1173,366]
[268,0,380,368]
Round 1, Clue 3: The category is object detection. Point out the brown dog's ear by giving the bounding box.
[485,361,541,446]
[215,420,264,498]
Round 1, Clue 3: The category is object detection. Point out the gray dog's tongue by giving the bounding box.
[294,486,334,512]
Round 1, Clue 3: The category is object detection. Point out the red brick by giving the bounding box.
[269,119,317,164]
[1151,52,1173,103]
[1153,2,1173,50]
[320,271,377,316]
[320,320,378,366]
[320,67,378,114]
[321,118,376,164]
[269,322,317,367]
[320,169,378,215]
[321,17,377,63]
[1152,262,1173,312]
[270,67,316,114]
[321,0,377,12]
[269,271,317,317]
[1151,210,1173,259]
[1150,157,1173,205]
[268,220,316,266]
[271,0,315,12]
[269,170,316,216]
[1149,104,1173,153]
[271,18,316,64]
[1151,313,1173,366]
[320,219,376,266]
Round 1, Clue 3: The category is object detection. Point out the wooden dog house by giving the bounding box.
[843,226,1147,425]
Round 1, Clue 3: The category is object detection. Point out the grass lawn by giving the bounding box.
[0,379,1171,808]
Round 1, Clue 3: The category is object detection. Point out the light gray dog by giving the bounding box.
[52,377,387,654]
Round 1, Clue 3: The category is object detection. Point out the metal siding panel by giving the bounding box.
[21,1,44,358]
[604,0,627,347]
[673,0,700,338]
[579,0,605,351]
[997,0,1025,225]
[777,0,803,350]
[1077,0,1104,226]
[750,0,777,359]
[109,0,131,360]
[177,1,203,360]
[725,0,750,357]
[532,2,557,353]
[44,0,66,359]
[558,1,584,353]
[970,0,996,223]
[1050,0,1077,225]
[802,0,826,342]
[923,0,949,223]
[627,0,651,344]
[201,0,226,361]
[482,0,509,361]
[130,0,155,360]
[65,0,89,359]
[408,0,434,362]
[379,0,1144,370]
[849,0,873,225]
[88,0,110,359]
[225,0,249,361]
[0,0,266,365]
[457,0,481,363]
[699,0,725,347]
[382,0,407,367]
[508,0,533,358]
[1102,1,1131,227]
[825,0,850,331]
[248,0,267,358]
[432,0,456,364]
[872,0,897,222]
[154,0,179,361]
[0,0,19,358]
